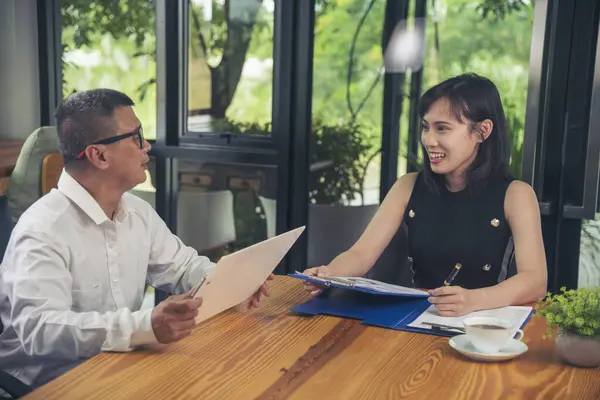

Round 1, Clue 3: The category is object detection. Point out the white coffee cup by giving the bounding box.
[462,316,524,354]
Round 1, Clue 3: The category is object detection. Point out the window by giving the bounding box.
[186,0,274,135]
[311,0,385,207]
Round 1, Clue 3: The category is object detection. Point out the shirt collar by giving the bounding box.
[57,170,130,224]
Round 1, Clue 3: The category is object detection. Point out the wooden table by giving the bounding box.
[25,277,600,399]
[0,141,23,194]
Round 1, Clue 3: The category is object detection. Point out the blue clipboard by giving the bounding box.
[288,272,429,299]
[291,288,535,338]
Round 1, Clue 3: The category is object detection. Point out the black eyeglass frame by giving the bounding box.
[74,126,145,160]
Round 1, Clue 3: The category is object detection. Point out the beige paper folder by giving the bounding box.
[194,226,305,324]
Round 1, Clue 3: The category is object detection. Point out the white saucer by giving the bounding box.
[449,334,528,362]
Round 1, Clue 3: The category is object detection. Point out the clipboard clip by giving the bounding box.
[309,275,356,287]
[325,277,356,287]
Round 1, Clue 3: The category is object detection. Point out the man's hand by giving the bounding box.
[427,286,476,317]
[236,273,275,311]
[302,265,330,296]
[151,292,203,344]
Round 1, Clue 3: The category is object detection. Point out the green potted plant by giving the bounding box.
[535,287,600,367]
[308,119,375,206]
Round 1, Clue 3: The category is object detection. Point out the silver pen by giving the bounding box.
[188,274,208,299]
[421,322,465,333]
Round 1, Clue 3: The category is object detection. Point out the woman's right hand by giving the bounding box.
[302,265,330,296]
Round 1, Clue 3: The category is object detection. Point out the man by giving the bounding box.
[0,89,271,389]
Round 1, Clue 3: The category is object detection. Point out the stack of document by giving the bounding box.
[289,271,428,297]
[407,305,534,334]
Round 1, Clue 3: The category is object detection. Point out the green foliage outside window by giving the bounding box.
[61,0,534,202]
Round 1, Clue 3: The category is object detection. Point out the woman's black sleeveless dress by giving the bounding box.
[404,173,516,290]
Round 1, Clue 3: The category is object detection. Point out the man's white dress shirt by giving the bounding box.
[0,171,214,387]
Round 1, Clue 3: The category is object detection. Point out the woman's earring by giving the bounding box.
[477,139,483,143]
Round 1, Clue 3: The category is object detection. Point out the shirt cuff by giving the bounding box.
[130,308,159,347]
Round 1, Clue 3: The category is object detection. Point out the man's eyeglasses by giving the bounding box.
[75,126,145,160]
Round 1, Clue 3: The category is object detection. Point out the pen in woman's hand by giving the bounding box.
[443,263,462,287]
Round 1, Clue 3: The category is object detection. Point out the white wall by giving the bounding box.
[0,0,40,141]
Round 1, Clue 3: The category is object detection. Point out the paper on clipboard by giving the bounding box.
[407,305,533,331]
[194,226,305,324]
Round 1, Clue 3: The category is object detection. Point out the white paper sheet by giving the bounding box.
[407,305,533,332]
[193,226,305,324]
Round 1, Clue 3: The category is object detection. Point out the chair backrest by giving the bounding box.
[308,204,414,286]
[364,222,414,287]
[258,195,276,239]
[307,204,379,268]
[41,152,64,195]
[256,197,413,286]
[176,190,236,252]
[7,127,59,223]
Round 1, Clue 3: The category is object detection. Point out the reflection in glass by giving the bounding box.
[579,216,600,287]
[176,160,276,261]
[130,170,157,209]
[131,159,277,305]
[187,0,274,134]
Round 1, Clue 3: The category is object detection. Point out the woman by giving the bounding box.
[303,73,547,317]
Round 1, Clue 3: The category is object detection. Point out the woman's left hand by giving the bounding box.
[427,286,477,317]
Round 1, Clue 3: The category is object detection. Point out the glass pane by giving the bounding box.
[129,157,157,209]
[60,0,158,140]
[308,0,384,268]
[187,0,274,134]
[399,0,535,178]
[175,160,276,262]
[149,159,275,305]
[579,216,600,287]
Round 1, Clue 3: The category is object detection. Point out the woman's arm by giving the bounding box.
[429,180,548,315]
[314,172,418,278]
[474,180,548,307]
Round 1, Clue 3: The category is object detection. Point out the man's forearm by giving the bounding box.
[16,307,158,360]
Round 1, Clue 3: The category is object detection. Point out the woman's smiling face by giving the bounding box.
[421,97,489,183]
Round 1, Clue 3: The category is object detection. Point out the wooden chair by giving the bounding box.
[41,152,63,195]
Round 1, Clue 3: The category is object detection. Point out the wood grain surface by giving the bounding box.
[25,277,600,400]
[41,152,64,195]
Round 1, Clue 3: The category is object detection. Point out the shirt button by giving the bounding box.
[112,279,118,284]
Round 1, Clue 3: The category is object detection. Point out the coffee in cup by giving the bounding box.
[462,316,524,354]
